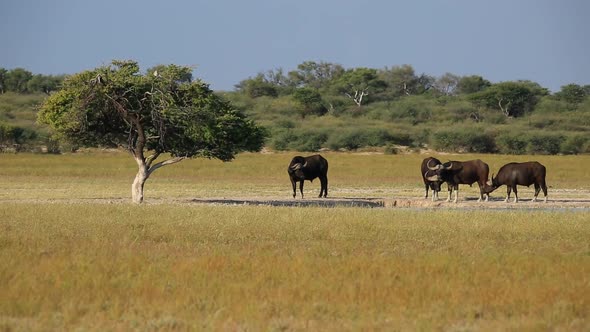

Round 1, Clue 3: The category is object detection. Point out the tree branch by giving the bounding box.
[147,157,186,177]
[145,152,161,168]
[498,97,511,117]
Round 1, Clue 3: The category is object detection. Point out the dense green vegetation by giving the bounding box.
[1,62,589,154]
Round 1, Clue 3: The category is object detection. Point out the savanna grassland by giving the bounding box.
[1,151,589,331]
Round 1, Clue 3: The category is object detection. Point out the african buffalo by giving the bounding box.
[484,161,548,203]
[421,157,444,201]
[288,154,328,198]
[427,159,492,203]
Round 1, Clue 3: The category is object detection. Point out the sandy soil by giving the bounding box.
[180,188,590,210]
[3,189,589,210]
[185,194,590,210]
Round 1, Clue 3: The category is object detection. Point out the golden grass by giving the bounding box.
[1,151,590,330]
[0,203,589,330]
[1,151,589,201]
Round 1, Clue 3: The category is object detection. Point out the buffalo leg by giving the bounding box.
[319,176,328,198]
[505,186,511,203]
[533,183,540,202]
[291,179,297,198]
[299,181,305,199]
[540,180,548,202]
[477,184,488,202]
[453,186,459,203]
[513,186,518,203]
[424,183,429,199]
[446,187,453,202]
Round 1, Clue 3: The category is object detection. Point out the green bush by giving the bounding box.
[326,128,412,151]
[560,134,589,155]
[430,129,496,153]
[496,133,528,154]
[0,122,39,152]
[323,95,352,117]
[269,129,328,152]
[292,131,328,151]
[384,144,399,154]
[526,133,565,155]
[327,130,366,150]
[269,130,296,151]
[535,96,571,113]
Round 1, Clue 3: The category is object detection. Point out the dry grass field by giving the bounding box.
[1,151,589,330]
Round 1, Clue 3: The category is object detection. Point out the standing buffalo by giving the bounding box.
[288,154,328,199]
[421,157,444,201]
[427,159,491,203]
[484,161,548,203]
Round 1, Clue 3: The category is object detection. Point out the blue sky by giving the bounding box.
[1,0,588,92]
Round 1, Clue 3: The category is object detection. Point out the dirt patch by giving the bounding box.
[382,196,590,210]
[188,198,385,208]
[184,196,590,210]
[2,189,589,210]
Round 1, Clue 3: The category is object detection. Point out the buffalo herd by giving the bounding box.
[289,154,548,203]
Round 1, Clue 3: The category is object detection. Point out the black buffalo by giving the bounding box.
[427,159,492,203]
[484,161,548,203]
[288,154,328,198]
[421,157,444,201]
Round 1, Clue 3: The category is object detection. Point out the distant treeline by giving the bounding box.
[1,62,589,154]
[223,61,590,155]
[0,67,64,95]
[230,62,589,117]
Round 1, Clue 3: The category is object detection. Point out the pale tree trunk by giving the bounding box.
[345,89,369,107]
[107,99,187,204]
[130,154,186,204]
[132,157,149,204]
[498,98,511,117]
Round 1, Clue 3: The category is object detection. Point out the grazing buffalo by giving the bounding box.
[421,157,444,201]
[427,159,492,203]
[288,154,328,198]
[484,161,548,203]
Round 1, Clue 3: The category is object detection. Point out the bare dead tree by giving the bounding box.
[498,97,512,117]
[345,88,369,107]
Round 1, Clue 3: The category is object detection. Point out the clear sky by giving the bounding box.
[1,0,588,92]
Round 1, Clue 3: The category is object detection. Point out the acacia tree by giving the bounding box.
[287,61,345,89]
[292,87,327,118]
[332,68,386,107]
[39,60,265,203]
[467,81,543,117]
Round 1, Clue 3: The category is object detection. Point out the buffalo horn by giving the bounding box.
[426,159,440,171]
[290,163,302,170]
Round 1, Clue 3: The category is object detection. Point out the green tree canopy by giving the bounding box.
[378,64,433,98]
[27,74,64,95]
[332,68,386,107]
[0,68,7,94]
[39,60,266,203]
[456,75,491,94]
[433,72,460,96]
[292,87,327,118]
[287,61,345,90]
[5,68,33,93]
[555,83,588,105]
[235,73,279,98]
[468,81,544,117]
